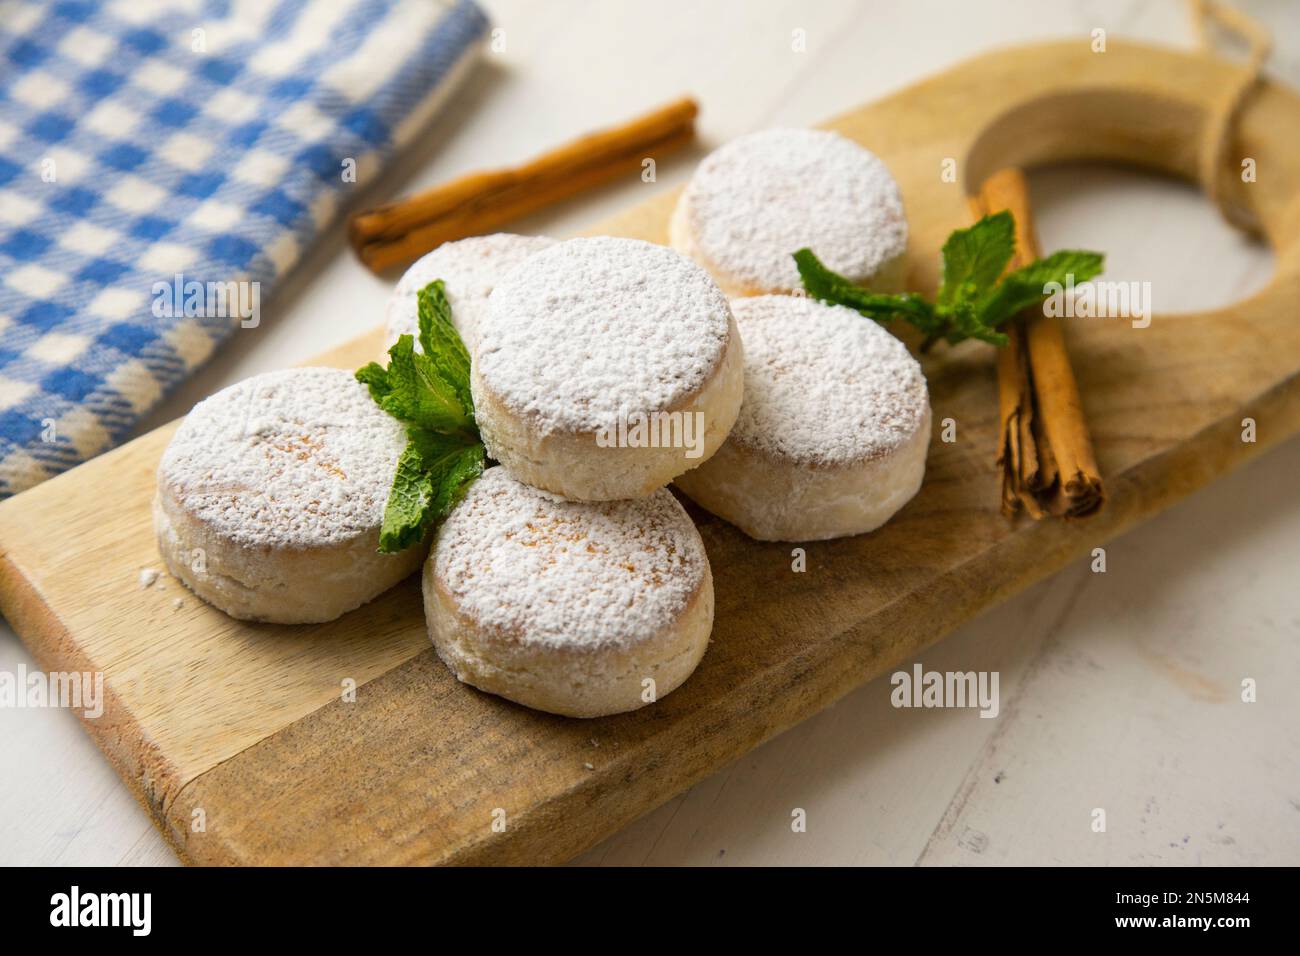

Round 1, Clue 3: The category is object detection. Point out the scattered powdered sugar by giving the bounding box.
[138,568,160,589]
[435,467,707,650]
[727,295,929,466]
[158,367,407,548]
[681,128,907,291]
[475,237,733,434]
[384,233,556,352]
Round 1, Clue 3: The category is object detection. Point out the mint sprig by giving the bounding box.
[356,280,485,553]
[794,210,1104,351]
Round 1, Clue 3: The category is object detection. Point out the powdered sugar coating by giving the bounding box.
[434,467,707,651]
[384,233,556,352]
[158,367,406,549]
[679,128,906,291]
[475,237,733,434]
[728,295,928,466]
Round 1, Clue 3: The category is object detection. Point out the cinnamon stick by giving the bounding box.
[349,96,699,273]
[974,168,1104,519]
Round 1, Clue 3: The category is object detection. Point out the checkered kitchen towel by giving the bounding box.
[0,0,489,498]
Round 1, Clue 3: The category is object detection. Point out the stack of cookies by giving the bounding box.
[154,128,931,719]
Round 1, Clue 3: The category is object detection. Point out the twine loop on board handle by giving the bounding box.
[1188,0,1273,234]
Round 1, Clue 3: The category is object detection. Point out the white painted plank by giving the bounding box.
[920,435,1300,865]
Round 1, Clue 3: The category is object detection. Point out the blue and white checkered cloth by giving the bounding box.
[0,0,489,498]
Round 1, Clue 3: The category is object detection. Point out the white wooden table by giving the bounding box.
[3,0,1298,866]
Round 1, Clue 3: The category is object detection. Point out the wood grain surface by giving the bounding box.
[1,39,1298,865]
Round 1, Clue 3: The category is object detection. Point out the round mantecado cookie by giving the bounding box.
[472,236,744,501]
[154,367,424,624]
[423,467,714,717]
[382,233,556,356]
[674,295,931,541]
[670,127,908,297]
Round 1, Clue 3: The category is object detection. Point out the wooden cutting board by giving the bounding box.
[3,39,1300,866]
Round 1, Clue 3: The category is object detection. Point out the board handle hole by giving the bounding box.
[965,89,1274,316]
[1028,164,1273,317]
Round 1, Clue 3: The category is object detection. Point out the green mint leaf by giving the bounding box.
[793,248,937,329]
[413,429,485,523]
[378,430,485,554]
[360,333,474,437]
[794,246,860,303]
[377,440,438,555]
[793,214,1103,353]
[943,301,1009,347]
[936,211,1015,315]
[976,249,1105,330]
[357,278,487,553]
[355,360,393,400]
[416,280,474,415]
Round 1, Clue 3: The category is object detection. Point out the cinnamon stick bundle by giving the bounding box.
[349,96,699,273]
[972,168,1104,519]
